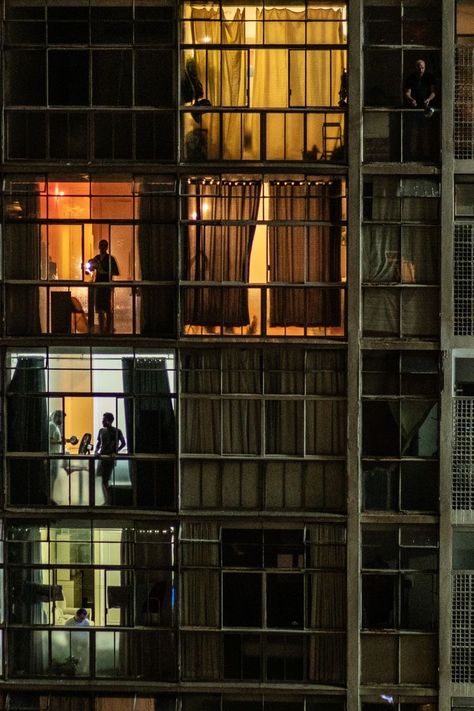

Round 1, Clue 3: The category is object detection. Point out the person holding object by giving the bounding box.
[86,239,119,334]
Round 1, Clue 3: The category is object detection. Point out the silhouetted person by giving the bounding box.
[95,412,125,504]
[88,239,119,334]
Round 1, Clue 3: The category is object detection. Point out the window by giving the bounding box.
[453,356,474,510]
[180,348,346,457]
[181,175,346,337]
[454,181,474,334]
[3,0,176,161]
[362,177,440,339]
[363,0,441,162]
[5,348,176,509]
[180,524,346,684]
[180,2,347,162]
[3,176,177,337]
[362,351,439,512]
[361,525,438,687]
[6,520,176,680]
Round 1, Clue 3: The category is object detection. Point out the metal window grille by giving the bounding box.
[453,398,474,510]
[455,48,474,159]
[452,573,474,682]
[454,225,474,336]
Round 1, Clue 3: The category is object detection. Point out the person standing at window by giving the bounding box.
[95,412,126,504]
[404,58,437,160]
[87,239,119,334]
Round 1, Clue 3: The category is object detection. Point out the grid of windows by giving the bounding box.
[2,173,347,338]
[0,0,451,705]
[5,520,176,679]
[180,524,346,685]
[5,348,176,508]
[180,3,347,162]
[3,0,176,161]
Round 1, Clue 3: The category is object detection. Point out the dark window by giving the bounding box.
[135,50,173,106]
[5,50,46,105]
[92,51,132,106]
[48,50,89,105]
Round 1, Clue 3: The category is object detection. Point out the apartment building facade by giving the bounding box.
[0,0,471,709]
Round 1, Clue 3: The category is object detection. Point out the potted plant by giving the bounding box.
[51,655,80,676]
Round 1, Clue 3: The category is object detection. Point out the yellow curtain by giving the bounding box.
[187,8,246,159]
[250,7,346,160]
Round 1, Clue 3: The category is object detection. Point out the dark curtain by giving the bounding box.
[269,180,342,327]
[122,358,175,455]
[122,358,175,506]
[5,192,41,335]
[184,180,261,327]
[9,527,47,676]
[138,183,177,336]
[7,356,48,504]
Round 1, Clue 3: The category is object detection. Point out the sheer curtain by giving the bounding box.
[185,180,261,328]
[268,180,342,327]
[250,7,345,160]
[185,7,246,159]
[181,522,221,680]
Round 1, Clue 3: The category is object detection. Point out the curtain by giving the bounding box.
[122,358,175,509]
[222,349,261,454]
[181,351,220,454]
[306,350,346,395]
[11,528,48,676]
[7,356,48,504]
[186,8,246,160]
[250,7,345,160]
[181,523,221,680]
[184,180,261,328]
[265,348,304,455]
[122,358,175,454]
[363,177,439,335]
[268,180,342,327]
[138,183,176,336]
[308,524,346,684]
[5,192,41,335]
